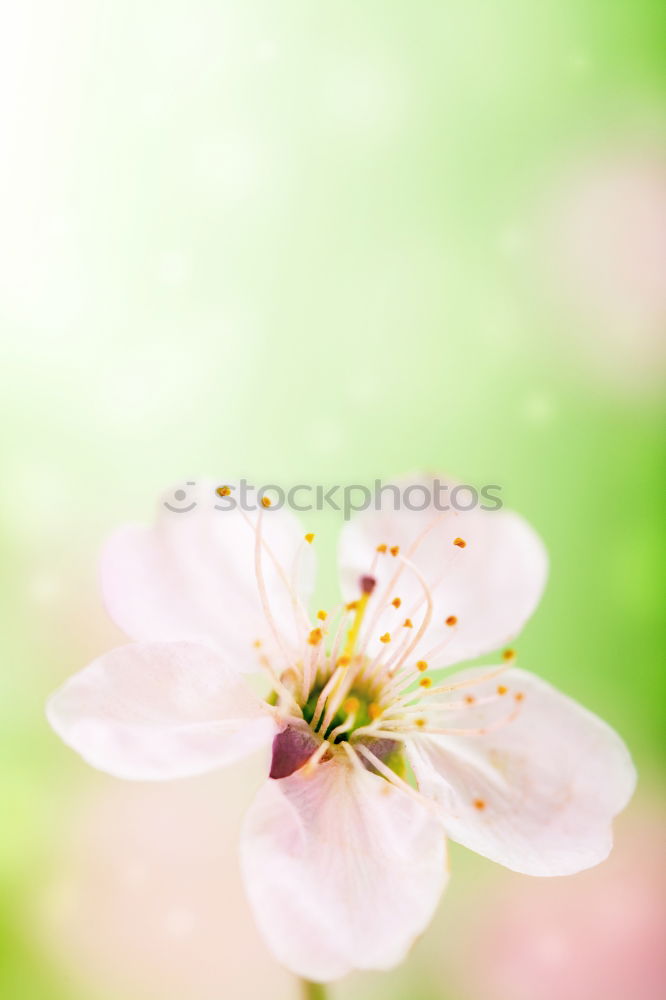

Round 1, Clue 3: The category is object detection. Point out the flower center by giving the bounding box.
[301,685,374,743]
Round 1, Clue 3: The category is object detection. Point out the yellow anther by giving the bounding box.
[445,615,458,626]
[453,537,466,548]
[379,632,391,644]
[502,648,517,661]
[392,597,402,608]
[403,618,413,628]
[368,702,382,720]
[308,627,323,646]
[416,660,428,672]
[390,545,400,557]
[337,655,351,667]
[473,798,486,810]
[343,696,360,715]
[376,543,388,553]
[216,485,231,497]
[261,496,272,508]
[464,694,476,704]
[317,610,328,621]
[419,676,432,688]
[415,717,427,727]
[514,691,525,702]
[304,532,315,544]
[497,684,508,695]
[346,600,359,611]
[252,639,262,648]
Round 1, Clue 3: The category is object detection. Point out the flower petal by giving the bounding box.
[101,481,315,671]
[46,641,278,780]
[409,667,636,875]
[240,758,447,981]
[338,476,547,667]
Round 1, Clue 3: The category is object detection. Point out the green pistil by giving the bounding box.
[300,686,372,742]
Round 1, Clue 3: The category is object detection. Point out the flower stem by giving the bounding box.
[301,979,328,1000]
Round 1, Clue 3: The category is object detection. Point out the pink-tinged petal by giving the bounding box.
[46,642,278,780]
[409,667,636,876]
[338,476,547,667]
[101,481,315,671]
[240,759,447,981]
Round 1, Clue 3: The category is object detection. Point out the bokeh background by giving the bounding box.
[1,2,664,998]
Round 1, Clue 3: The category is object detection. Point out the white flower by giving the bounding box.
[47,477,636,983]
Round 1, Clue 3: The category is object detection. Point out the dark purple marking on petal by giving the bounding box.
[357,737,404,776]
[269,725,320,780]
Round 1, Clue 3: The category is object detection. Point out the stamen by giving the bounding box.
[415,664,510,696]
[316,602,354,690]
[445,615,458,626]
[239,506,310,645]
[340,740,366,774]
[261,496,272,508]
[289,537,317,649]
[301,739,331,773]
[397,691,503,713]
[503,648,517,661]
[473,798,486,810]
[357,512,451,660]
[216,485,231,497]
[327,710,358,743]
[403,618,413,628]
[304,532,315,544]
[390,545,400,557]
[380,632,391,644]
[304,640,325,698]
[404,703,523,736]
[351,743,440,813]
[383,553,434,677]
[252,510,289,660]
[310,666,345,732]
[317,610,328,621]
[392,597,402,608]
[319,666,359,735]
[363,642,394,685]
[453,537,466,548]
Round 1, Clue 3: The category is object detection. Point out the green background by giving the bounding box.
[1,2,664,998]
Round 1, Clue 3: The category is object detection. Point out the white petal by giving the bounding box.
[101,480,315,671]
[409,667,636,875]
[338,475,547,667]
[46,642,277,780]
[240,758,447,981]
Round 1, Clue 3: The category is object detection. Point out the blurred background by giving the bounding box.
[1,1,664,998]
